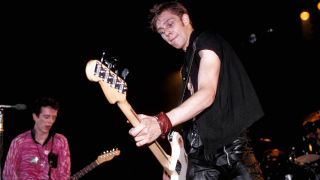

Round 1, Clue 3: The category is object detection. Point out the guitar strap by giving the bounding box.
[169,36,198,137]
[179,36,198,105]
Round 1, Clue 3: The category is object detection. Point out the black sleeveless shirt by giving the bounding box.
[181,30,264,160]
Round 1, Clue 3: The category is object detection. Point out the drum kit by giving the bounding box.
[261,110,320,180]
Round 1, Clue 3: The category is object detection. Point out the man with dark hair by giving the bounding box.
[3,96,71,180]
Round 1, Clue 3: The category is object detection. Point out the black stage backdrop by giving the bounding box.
[1,0,319,179]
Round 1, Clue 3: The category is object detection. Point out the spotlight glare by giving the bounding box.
[300,11,310,21]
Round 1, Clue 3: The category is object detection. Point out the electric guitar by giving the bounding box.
[70,148,120,180]
[85,59,187,180]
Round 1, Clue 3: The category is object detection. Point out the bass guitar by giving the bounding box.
[85,59,187,180]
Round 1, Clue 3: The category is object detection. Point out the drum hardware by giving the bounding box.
[289,138,320,166]
[294,110,320,166]
[302,110,320,127]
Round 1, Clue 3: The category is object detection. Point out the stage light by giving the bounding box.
[300,10,310,21]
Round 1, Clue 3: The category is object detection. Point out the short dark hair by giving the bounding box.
[32,96,60,116]
[149,1,188,32]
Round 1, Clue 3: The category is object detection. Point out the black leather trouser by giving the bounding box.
[186,134,264,180]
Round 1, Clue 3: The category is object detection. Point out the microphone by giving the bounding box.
[0,104,27,110]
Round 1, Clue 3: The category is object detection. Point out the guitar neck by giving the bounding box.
[70,161,98,180]
[116,100,171,172]
[85,60,186,179]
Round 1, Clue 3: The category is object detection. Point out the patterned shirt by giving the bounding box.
[3,130,71,180]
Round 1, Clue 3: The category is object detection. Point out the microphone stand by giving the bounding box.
[0,108,4,179]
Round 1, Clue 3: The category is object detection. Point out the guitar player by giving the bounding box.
[2,96,71,180]
[129,1,264,179]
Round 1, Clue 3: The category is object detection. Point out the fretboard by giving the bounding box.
[70,161,98,180]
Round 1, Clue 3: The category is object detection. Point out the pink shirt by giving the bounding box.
[3,130,71,180]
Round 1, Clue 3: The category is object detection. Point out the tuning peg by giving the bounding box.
[121,68,129,80]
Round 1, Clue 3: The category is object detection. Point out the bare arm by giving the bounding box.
[168,49,220,126]
[129,49,220,146]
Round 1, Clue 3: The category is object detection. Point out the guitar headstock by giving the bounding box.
[96,148,121,165]
[85,59,128,104]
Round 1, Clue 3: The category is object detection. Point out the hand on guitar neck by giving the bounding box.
[85,59,188,180]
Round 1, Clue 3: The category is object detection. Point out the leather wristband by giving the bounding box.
[155,112,172,139]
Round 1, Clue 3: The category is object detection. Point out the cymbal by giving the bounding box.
[302,110,320,126]
[295,154,320,165]
[259,137,272,143]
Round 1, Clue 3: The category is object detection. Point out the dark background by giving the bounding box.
[1,0,319,179]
